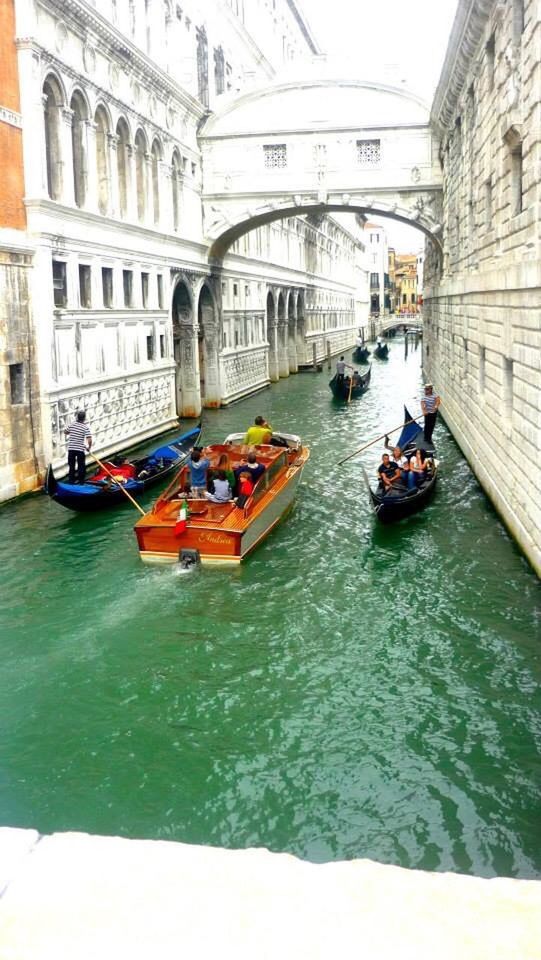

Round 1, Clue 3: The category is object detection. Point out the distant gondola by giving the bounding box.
[363,407,437,523]
[352,345,370,363]
[329,365,371,401]
[44,424,201,512]
[374,342,389,359]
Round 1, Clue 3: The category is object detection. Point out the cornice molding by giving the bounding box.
[431,0,495,133]
[38,0,205,121]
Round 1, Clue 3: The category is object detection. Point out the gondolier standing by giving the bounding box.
[421,384,440,443]
[65,410,92,484]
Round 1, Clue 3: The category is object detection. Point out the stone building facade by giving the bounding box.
[0,0,367,497]
[424,0,541,575]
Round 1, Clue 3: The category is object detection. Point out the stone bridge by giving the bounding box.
[199,80,443,262]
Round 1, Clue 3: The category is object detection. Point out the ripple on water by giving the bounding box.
[0,342,540,877]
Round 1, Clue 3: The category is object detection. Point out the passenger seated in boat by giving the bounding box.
[205,470,233,504]
[234,451,265,485]
[352,371,362,387]
[245,416,272,446]
[209,453,236,493]
[234,472,254,508]
[377,453,401,492]
[409,449,427,485]
[188,448,210,497]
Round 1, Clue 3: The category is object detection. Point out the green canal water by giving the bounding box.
[1,339,540,878]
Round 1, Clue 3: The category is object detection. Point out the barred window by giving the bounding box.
[264,144,287,169]
[356,139,381,165]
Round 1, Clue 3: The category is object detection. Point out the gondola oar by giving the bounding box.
[338,414,422,466]
[87,451,146,515]
[347,375,354,404]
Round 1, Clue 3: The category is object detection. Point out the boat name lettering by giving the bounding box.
[198,532,233,545]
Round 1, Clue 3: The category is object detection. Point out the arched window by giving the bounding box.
[116,118,130,219]
[43,77,63,200]
[70,91,88,208]
[151,139,162,226]
[171,150,181,232]
[134,129,147,223]
[94,105,110,215]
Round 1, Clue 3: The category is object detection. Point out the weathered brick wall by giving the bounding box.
[425,0,541,576]
[0,252,42,500]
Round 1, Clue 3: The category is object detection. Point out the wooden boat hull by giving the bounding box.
[368,469,438,523]
[135,442,309,565]
[44,425,201,512]
[374,345,389,359]
[352,346,370,363]
[329,366,371,401]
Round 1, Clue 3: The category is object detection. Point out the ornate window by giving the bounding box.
[43,77,63,201]
[94,105,110,215]
[214,46,225,95]
[151,139,162,225]
[356,139,381,165]
[196,27,209,107]
[116,118,130,219]
[134,129,147,222]
[263,144,287,169]
[70,91,88,208]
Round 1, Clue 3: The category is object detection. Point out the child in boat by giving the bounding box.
[235,472,254,508]
[208,453,236,493]
[205,470,233,504]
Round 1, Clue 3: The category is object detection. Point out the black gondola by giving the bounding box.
[352,345,370,363]
[363,407,437,523]
[374,342,389,359]
[329,365,371,401]
[44,424,201,512]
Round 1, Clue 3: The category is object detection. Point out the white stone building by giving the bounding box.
[364,221,391,316]
[1,0,368,493]
[424,0,541,576]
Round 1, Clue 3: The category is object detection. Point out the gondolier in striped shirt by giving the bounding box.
[421,384,440,443]
[64,410,92,484]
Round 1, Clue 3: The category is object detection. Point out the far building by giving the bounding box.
[364,222,391,316]
[394,254,420,314]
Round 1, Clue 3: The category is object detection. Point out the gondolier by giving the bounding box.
[64,410,92,484]
[421,384,441,443]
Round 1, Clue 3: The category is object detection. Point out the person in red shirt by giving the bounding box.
[235,471,254,508]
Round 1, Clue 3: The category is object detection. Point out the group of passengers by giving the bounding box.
[377,445,431,495]
[184,416,272,505]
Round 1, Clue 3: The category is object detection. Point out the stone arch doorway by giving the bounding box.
[287,291,297,373]
[197,283,220,408]
[171,279,195,417]
[266,290,278,382]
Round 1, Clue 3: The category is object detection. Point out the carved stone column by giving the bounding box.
[177,323,201,418]
[278,321,289,378]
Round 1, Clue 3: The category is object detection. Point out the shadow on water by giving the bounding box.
[0,339,540,879]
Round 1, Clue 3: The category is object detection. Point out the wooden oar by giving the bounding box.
[338,414,422,466]
[88,450,146,515]
[347,374,354,404]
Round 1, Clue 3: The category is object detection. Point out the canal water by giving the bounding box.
[1,338,540,879]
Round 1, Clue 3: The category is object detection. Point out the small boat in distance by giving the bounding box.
[329,366,371,401]
[353,345,370,363]
[374,342,389,359]
[44,424,201,512]
[134,432,310,566]
[362,407,438,523]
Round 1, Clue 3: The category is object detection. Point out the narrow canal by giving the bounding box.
[1,338,540,879]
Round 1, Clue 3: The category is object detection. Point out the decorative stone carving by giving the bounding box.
[83,42,96,75]
[411,166,421,183]
[55,21,68,52]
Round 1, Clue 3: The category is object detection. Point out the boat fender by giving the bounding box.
[179,548,200,570]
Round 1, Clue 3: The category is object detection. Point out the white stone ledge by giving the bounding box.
[0,828,540,960]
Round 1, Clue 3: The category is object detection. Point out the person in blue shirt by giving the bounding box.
[188,449,210,496]
[234,451,265,486]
